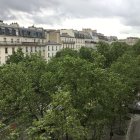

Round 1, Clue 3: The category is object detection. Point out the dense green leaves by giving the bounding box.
[0,43,139,139]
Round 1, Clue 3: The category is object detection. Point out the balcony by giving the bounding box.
[0,41,46,46]
[0,41,21,46]
[22,42,46,46]
[62,41,75,44]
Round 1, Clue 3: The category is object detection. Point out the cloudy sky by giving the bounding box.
[0,0,140,38]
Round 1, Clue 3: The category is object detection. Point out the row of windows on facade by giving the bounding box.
[0,27,45,38]
[0,53,45,64]
[62,44,75,49]
[47,46,61,51]
[47,53,56,58]
[2,38,44,43]
[62,38,85,43]
[4,47,45,54]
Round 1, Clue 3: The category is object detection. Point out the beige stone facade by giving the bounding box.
[0,21,118,65]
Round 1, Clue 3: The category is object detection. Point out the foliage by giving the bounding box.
[0,45,138,139]
[27,91,85,140]
[6,48,25,64]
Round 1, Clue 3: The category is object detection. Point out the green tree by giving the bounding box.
[79,47,106,67]
[27,91,85,140]
[6,48,25,64]
[110,42,129,63]
[0,54,50,138]
[55,48,78,58]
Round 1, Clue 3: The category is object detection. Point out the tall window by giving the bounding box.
[48,46,50,51]
[35,46,37,52]
[4,38,6,42]
[12,47,15,54]
[48,53,50,58]
[26,47,28,52]
[11,38,13,43]
[31,47,33,52]
[52,46,54,51]
[17,39,19,43]
[5,48,8,54]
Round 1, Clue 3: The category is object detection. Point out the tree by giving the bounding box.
[27,91,85,140]
[6,48,25,64]
[55,48,78,58]
[0,54,50,138]
[132,39,140,55]
[96,41,111,67]
[110,42,129,63]
[79,47,106,68]
[0,44,136,139]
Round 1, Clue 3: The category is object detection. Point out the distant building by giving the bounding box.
[60,29,97,50]
[0,20,46,64]
[108,36,118,42]
[46,41,61,61]
[119,37,139,45]
[125,37,139,45]
[0,20,119,64]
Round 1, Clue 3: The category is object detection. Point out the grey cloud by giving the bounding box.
[0,0,140,28]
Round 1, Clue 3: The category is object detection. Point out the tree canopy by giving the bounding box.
[0,41,140,139]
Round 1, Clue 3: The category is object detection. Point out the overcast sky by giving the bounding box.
[0,0,140,38]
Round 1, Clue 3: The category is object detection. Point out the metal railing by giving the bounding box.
[0,41,46,46]
[62,41,75,44]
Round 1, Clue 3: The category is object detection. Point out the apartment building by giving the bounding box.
[60,33,75,50]
[46,41,61,61]
[119,37,139,46]
[60,29,97,50]
[0,20,46,64]
[0,20,117,65]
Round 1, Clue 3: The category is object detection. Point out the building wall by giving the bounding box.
[46,44,61,61]
[60,29,75,37]
[49,31,61,43]
[0,35,46,44]
[0,45,46,65]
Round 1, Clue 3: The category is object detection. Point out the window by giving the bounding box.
[17,39,19,43]
[56,46,57,51]
[4,38,6,42]
[48,53,50,58]
[26,47,28,52]
[48,46,50,51]
[31,47,33,52]
[12,47,15,54]
[52,46,54,51]
[5,48,8,54]
[11,38,13,43]
[35,46,37,52]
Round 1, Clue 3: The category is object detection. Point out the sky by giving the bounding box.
[0,0,140,39]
